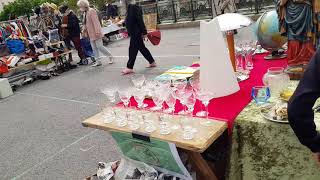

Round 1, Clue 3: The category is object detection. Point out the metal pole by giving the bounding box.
[171,0,177,22]
[156,0,161,24]
[190,0,195,21]
[255,0,259,14]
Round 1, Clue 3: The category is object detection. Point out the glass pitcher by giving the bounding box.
[262,67,290,101]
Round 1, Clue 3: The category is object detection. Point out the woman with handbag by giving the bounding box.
[77,0,114,67]
[122,0,156,75]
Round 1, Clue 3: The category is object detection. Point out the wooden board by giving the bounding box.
[82,107,227,153]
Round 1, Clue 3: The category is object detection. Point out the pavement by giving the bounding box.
[0,27,255,180]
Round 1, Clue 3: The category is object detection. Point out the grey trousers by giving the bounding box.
[90,38,112,59]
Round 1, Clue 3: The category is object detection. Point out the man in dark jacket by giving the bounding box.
[59,5,86,65]
[288,49,320,166]
[122,1,156,75]
[104,2,118,19]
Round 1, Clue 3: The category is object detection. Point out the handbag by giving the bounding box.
[0,43,10,57]
[6,39,25,54]
[0,59,9,74]
[147,30,161,46]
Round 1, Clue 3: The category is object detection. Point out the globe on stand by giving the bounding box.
[255,10,287,60]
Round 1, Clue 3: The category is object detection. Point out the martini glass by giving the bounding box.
[196,89,215,126]
[131,74,145,89]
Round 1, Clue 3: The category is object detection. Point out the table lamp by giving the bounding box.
[215,13,253,71]
[200,19,240,98]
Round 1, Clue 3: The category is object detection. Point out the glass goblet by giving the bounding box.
[131,74,145,89]
[164,91,176,114]
[101,108,114,124]
[177,90,192,115]
[181,116,194,140]
[118,89,131,108]
[101,87,118,105]
[158,113,171,135]
[151,90,165,111]
[133,89,146,109]
[196,89,215,126]
[142,113,157,133]
[127,112,140,130]
[185,92,196,116]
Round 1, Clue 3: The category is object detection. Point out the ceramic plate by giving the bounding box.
[260,105,289,124]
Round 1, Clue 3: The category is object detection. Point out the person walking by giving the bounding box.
[122,0,156,75]
[77,0,114,67]
[59,5,87,66]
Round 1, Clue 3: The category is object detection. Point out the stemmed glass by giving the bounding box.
[117,89,132,127]
[185,92,196,115]
[196,89,215,126]
[127,111,140,130]
[158,113,171,135]
[133,89,146,109]
[131,74,145,89]
[176,89,193,115]
[142,112,157,133]
[181,116,195,140]
[151,89,165,111]
[101,87,118,123]
[164,90,176,114]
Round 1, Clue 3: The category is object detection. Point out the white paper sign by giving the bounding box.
[200,19,240,98]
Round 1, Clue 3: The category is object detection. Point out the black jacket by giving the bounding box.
[125,4,147,37]
[105,4,118,18]
[67,11,81,37]
[288,49,320,152]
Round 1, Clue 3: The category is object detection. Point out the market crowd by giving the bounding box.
[29,0,156,74]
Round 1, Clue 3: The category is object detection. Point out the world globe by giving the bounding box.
[255,10,287,59]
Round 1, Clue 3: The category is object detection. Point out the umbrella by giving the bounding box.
[215,13,253,32]
[213,13,253,71]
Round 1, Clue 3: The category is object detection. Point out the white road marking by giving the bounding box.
[12,129,98,180]
[80,145,95,152]
[101,54,200,58]
[16,92,99,106]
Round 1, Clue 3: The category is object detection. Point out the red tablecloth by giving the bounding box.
[125,54,288,132]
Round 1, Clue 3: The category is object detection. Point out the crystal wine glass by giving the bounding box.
[185,92,196,116]
[158,113,171,135]
[127,112,140,130]
[101,87,118,105]
[164,90,176,114]
[142,113,157,133]
[181,116,194,140]
[117,89,132,127]
[131,74,145,89]
[133,89,146,109]
[151,89,165,111]
[196,89,215,126]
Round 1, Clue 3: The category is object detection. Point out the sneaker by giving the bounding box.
[121,68,134,75]
[78,59,88,65]
[147,62,157,68]
[108,56,114,64]
[91,60,102,67]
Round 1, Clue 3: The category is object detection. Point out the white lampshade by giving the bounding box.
[200,19,240,98]
[216,13,253,31]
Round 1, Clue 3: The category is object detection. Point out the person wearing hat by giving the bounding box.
[59,5,86,66]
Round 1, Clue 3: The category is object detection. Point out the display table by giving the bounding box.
[227,81,320,180]
[82,107,227,180]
